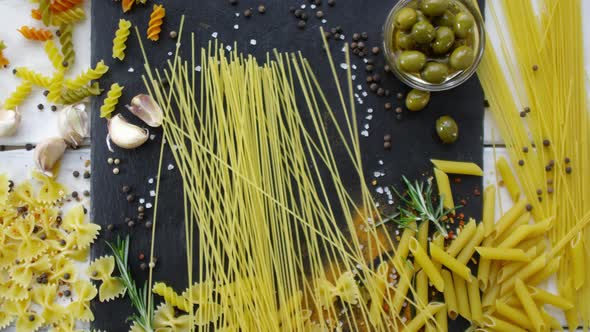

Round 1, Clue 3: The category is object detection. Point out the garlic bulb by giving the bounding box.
[127,94,163,127]
[108,114,149,149]
[0,109,22,137]
[58,103,89,147]
[34,137,67,177]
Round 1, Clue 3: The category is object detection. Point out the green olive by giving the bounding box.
[450,45,475,70]
[453,38,468,49]
[454,11,474,38]
[416,10,427,21]
[396,31,417,50]
[405,89,430,111]
[436,115,459,143]
[431,26,455,54]
[435,10,455,27]
[421,62,449,83]
[398,51,427,72]
[420,0,449,17]
[395,7,418,30]
[411,20,435,44]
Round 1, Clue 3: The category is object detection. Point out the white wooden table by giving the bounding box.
[0,0,588,330]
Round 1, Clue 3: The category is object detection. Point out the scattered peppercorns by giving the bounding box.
[51,105,57,112]
[518,160,524,166]
[532,64,538,71]
[327,0,335,6]
[542,139,550,147]
[122,185,130,193]
[25,143,34,151]
[315,10,324,18]
[522,147,529,153]
[565,166,572,174]
[257,4,266,14]
[83,171,90,179]
[37,104,44,110]
[169,30,178,39]
[244,8,252,17]
[126,194,135,202]
[71,191,79,198]
[384,102,392,111]
[297,20,306,29]
[526,204,533,211]
[73,170,79,178]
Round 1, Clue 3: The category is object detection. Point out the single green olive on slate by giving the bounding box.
[405,89,431,111]
[435,10,455,27]
[421,62,449,83]
[395,7,418,30]
[411,20,436,44]
[450,45,474,70]
[396,31,417,50]
[453,11,474,38]
[436,115,459,143]
[432,26,455,54]
[398,50,427,72]
[421,0,449,17]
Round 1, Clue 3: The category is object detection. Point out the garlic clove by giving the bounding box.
[58,103,89,148]
[34,137,67,177]
[108,114,149,149]
[127,94,163,127]
[0,109,22,137]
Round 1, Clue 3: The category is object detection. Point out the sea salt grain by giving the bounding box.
[167,164,175,171]
[233,24,239,30]
[367,108,373,113]
[376,187,384,194]
[168,51,173,56]
[195,66,201,72]
[340,63,348,70]
[146,203,153,209]
[226,45,232,51]
[250,39,257,45]
[321,19,327,24]
[148,178,154,184]
[128,67,134,73]
[139,198,145,204]
[361,130,369,137]
[150,134,156,140]
[211,32,218,38]
[150,190,156,197]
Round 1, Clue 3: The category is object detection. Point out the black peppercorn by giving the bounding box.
[315,10,324,18]
[83,171,90,179]
[297,20,306,29]
[327,0,335,6]
[566,166,572,174]
[352,33,360,41]
[383,141,392,150]
[518,160,524,166]
[37,104,44,110]
[73,171,79,178]
[122,185,130,193]
[542,139,550,147]
[64,290,71,297]
[384,102,392,110]
[126,194,135,202]
[257,5,266,14]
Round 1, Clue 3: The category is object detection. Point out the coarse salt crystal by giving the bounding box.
[250,39,257,45]
[361,130,369,137]
[367,108,373,113]
[351,75,356,80]
[301,4,306,8]
[139,198,145,204]
[321,19,327,24]
[311,4,316,9]
[340,34,345,40]
[226,45,232,51]
[150,134,156,140]
[167,164,174,171]
[128,67,134,72]
[357,85,362,91]
[168,51,173,56]
[195,66,201,72]
[366,115,373,120]
[146,203,153,208]
[361,91,368,97]
[211,32,218,38]
[352,64,357,70]
[373,171,381,178]
[235,12,240,17]
[376,187,384,194]
[378,159,384,165]
[364,123,369,129]
[340,63,348,70]
[148,178,154,184]
[234,24,239,30]
[150,190,156,197]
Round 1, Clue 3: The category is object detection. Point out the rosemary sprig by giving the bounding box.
[106,236,154,332]
[375,176,460,237]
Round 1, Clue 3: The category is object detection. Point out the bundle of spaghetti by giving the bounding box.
[134,21,441,330]
[476,0,590,328]
[17,26,53,41]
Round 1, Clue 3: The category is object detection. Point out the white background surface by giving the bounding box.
[0,0,588,330]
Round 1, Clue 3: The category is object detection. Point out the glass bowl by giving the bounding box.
[383,0,485,91]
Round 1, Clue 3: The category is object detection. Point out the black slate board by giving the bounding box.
[91,1,484,331]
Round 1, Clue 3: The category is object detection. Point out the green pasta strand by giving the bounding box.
[59,24,75,66]
[3,81,33,110]
[100,83,123,118]
[60,82,102,104]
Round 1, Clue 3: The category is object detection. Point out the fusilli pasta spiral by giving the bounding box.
[31,9,42,20]
[47,69,65,103]
[65,60,109,89]
[3,81,32,110]
[15,67,52,87]
[122,0,134,13]
[44,40,64,70]
[147,4,165,41]
[17,26,53,41]
[60,82,102,104]
[51,7,85,26]
[100,83,123,118]
[39,0,52,26]
[152,282,191,312]
[50,0,83,13]
[0,41,8,68]
[112,19,131,61]
[59,24,75,65]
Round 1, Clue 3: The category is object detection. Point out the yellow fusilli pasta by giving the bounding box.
[47,69,65,103]
[3,81,32,110]
[65,60,109,89]
[44,40,64,70]
[153,282,191,312]
[100,83,123,118]
[14,67,52,87]
[112,19,131,61]
[51,7,85,26]
[147,4,165,41]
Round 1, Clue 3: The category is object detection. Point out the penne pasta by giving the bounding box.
[433,167,454,209]
[401,302,445,332]
[483,314,528,332]
[514,278,545,332]
[431,234,444,270]
[481,282,500,309]
[391,261,414,314]
[495,300,534,330]
[416,270,429,308]
[540,308,564,332]
[528,255,559,286]
[493,199,527,240]
[475,247,530,262]
[477,236,494,291]
[447,219,477,257]
[497,218,551,249]
[570,232,584,290]
[482,185,496,236]
[467,277,483,324]
[453,272,471,320]
[418,221,429,249]
[528,285,574,310]
[434,304,448,332]
[394,222,417,264]
[430,159,483,176]
[409,238,444,292]
[496,246,536,283]
[441,270,458,320]
[495,211,530,245]
[500,254,546,296]
[496,157,520,202]
[457,222,485,264]
[430,244,473,282]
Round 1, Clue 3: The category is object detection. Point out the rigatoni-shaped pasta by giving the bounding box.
[453,273,471,320]
[446,218,476,257]
[430,244,472,282]
[3,81,32,110]
[493,199,527,239]
[433,167,453,209]
[14,67,52,87]
[17,26,53,41]
[527,255,559,286]
[495,300,534,330]
[112,19,132,61]
[434,306,447,332]
[495,211,530,245]
[408,238,444,292]
[66,60,109,89]
[500,254,546,296]
[441,270,458,319]
[100,83,123,118]
[401,302,445,332]
[476,236,493,291]
[415,270,428,308]
[482,185,496,236]
[392,221,416,265]
[147,4,165,41]
[430,159,483,176]
[514,278,545,332]
[467,278,483,325]
[475,247,530,262]
[496,157,520,202]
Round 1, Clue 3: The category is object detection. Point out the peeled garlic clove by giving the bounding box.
[58,103,89,148]
[0,109,22,137]
[127,94,163,127]
[108,114,149,149]
[34,137,67,177]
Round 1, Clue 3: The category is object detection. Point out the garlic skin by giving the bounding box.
[127,94,163,127]
[34,137,67,177]
[58,103,89,147]
[0,109,22,137]
[108,114,149,149]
